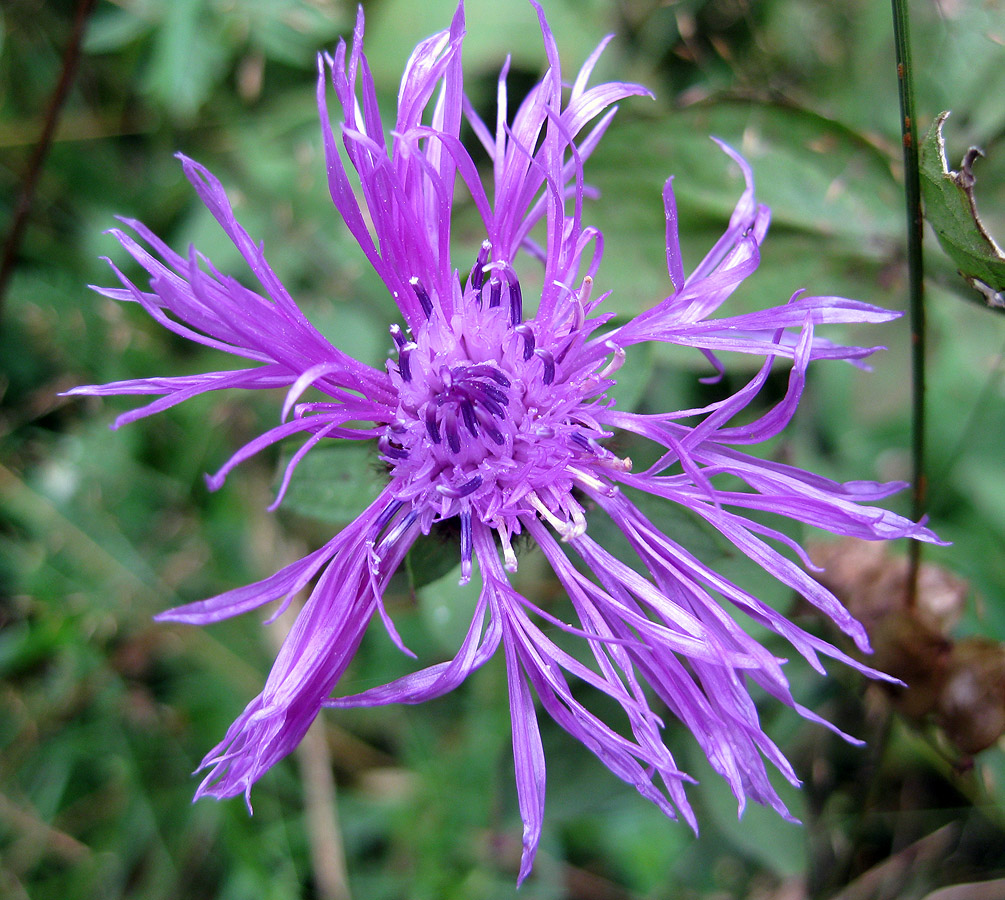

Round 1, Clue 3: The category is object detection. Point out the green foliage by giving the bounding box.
[2,0,1004,898]
[921,111,1005,308]
[278,442,387,526]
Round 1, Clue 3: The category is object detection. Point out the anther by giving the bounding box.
[509,278,523,325]
[409,276,434,318]
[488,278,502,309]
[466,365,510,388]
[398,345,414,382]
[466,387,505,419]
[534,348,555,385]
[459,510,473,584]
[425,407,441,444]
[460,400,479,437]
[470,240,491,292]
[389,323,407,349]
[515,323,535,360]
[436,474,482,498]
[446,418,461,454]
[379,439,409,460]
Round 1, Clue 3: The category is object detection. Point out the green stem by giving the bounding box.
[892,0,925,605]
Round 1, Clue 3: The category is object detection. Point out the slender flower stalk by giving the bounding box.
[68,2,942,883]
[891,0,927,605]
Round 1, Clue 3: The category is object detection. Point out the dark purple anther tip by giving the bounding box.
[457,474,482,497]
[516,324,535,360]
[471,240,491,292]
[488,279,502,308]
[425,407,441,444]
[410,276,434,318]
[535,348,555,385]
[446,419,461,454]
[509,278,523,325]
[460,400,479,437]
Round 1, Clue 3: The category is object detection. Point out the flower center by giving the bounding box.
[378,246,630,573]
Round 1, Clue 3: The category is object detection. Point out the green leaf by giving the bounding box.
[684,742,809,879]
[406,529,461,592]
[416,562,480,652]
[276,441,387,525]
[607,330,652,413]
[84,8,152,53]
[591,100,902,320]
[142,0,228,121]
[921,111,1005,309]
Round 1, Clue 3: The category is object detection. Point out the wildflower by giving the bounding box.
[69,1,941,883]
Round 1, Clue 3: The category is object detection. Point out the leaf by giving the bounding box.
[406,530,462,592]
[84,8,151,53]
[416,562,480,652]
[591,100,902,320]
[684,742,809,880]
[141,0,228,122]
[276,441,387,525]
[921,111,1005,309]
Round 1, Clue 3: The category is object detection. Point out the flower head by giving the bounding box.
[69,1,941,883]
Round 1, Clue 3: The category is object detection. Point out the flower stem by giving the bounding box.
[891,0,925,605]
[0,0,98,319]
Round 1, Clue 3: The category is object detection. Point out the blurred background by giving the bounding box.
[2,0,1004,898]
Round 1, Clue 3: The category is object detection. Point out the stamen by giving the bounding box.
[527,491,569,533]
[509,278,523,325]
[436,474,483,498]
[459,510,473,584]
[484,421,505,445]
[409,276,434,318]
[475,381,508,405]
[370,500,404,542]
[470,240,491,292]
[466,365,510,387]
[445,417,461,453]
[599,345,626,379]
[463,387,505,419]
[534,348,555,384]
[569,466,615,495]
[597,454,633,473]
[425,407,441,444]
[380,510,418,556]
[498,527,518,572]
[567,503,588,540]
[398,345,413,382]
[578,275,593,309]
[488,278,501,308]
[389,323,407,349]
[527,491,587,542]
[515,323,535,360]
[460,399,479,436]
[380,441,409,460]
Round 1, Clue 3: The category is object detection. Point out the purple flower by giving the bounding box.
[69,1,941,883]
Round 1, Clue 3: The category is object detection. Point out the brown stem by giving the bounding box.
[0,0,98,318]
